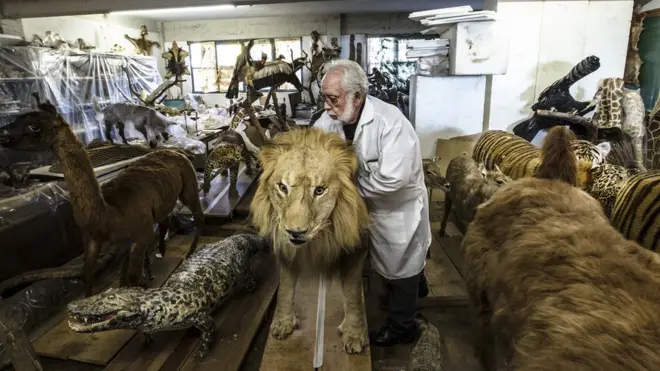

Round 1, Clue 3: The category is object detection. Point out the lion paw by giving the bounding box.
[271,314,298,340]
[338,320,368,354]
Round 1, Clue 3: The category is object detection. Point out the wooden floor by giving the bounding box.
[6,187,482,371]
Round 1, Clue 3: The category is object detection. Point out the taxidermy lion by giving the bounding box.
[250,128,371,354]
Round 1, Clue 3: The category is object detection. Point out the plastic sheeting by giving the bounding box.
[0,46,162,145]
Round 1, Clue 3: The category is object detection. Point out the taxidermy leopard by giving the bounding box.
[67,234,269,361]
[584,163,641,218]
[202,130,259,195]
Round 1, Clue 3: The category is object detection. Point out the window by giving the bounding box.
[189,38,303,94]
[189,42,218,93]
[367,36,435,85]
[215,42,242,94]
[275,38,304,91]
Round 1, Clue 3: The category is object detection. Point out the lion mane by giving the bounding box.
[250,127,370,270]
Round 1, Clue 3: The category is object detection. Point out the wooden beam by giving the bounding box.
[259,274,371,371]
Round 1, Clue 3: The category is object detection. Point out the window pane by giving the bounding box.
[250,39,273,62]
[216,42,243,93]
[189,42,216,68]
[367,37,396,73]
[367,36,421,86]
[275,38,303,91]
[192,68,218,93]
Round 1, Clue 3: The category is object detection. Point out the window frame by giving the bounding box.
[366,34,439,83]
[188,37,304,94]
[188,40,221,94]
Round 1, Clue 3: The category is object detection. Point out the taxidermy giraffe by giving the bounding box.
[592,78,647,169]
[0,95,205,297]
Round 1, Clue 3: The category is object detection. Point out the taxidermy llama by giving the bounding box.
[0,97,205,297]
[439,154,511,236]
[462,125,660,371]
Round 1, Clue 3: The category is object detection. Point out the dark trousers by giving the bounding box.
[382,270,424,331]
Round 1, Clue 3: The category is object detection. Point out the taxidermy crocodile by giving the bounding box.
[67,234,269,360]
[406,315,446,371]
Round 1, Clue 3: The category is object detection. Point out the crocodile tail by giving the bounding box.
[535,126,579,186]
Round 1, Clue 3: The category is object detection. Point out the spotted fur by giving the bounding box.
[584,163,637,218]
[203,130,259,194]
[611,170,660,251]
[67,234,269,360]
[472,130,610,181]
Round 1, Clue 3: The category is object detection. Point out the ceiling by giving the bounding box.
[115,0,478,22]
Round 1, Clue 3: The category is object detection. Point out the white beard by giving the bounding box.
[339,94,356,123]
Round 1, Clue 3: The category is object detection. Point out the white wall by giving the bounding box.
[487,0,633,132]
[21,14,165,75]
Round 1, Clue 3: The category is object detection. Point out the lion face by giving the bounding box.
[250,128,369,254]
[266,149,343,245]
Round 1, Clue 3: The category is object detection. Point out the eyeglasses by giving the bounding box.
[319,93,340,107]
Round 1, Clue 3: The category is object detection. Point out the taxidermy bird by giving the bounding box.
[226,40,255,99]
[250,59,303,92]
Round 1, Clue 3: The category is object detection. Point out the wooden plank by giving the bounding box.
[418,295,469,309]
[259,274,371,371]
[179,166,257,219]
[33,254,183,366]
[435,234,466,279]
[424,236,467,297]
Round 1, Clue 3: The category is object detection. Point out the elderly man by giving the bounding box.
[313,59,432,346]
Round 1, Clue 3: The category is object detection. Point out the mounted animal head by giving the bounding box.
[422,157,448,190]
[477,162,511,185]
[0,94,64,152]
[67,287,147,332]
[572,139,611,168]
[250,128,369,257]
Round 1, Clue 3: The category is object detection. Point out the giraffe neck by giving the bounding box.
[52,123,108,229]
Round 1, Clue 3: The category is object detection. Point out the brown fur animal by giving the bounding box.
[249,128,371,354]
[0,98,205,297]
[439,154,511,236]
[462,125,660,370]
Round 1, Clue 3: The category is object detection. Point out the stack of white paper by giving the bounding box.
[409,5,498,34]
[406,39,449,58]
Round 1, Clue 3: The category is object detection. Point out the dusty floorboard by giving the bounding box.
[259,273,371,371]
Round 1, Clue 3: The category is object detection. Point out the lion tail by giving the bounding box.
[535,126,579,186]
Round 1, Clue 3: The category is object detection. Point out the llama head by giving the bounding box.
[0,95,65,152]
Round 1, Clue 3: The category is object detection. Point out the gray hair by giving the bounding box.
[322,59,369,99]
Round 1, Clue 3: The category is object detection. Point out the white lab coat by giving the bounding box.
[314,95,432,280]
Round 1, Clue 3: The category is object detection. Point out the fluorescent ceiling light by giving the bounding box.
[110,5,237,16]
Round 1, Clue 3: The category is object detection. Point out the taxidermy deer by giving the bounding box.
[0,94,205,297]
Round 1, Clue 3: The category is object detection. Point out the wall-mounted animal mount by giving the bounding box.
[162,41,190,80]
[125,25,161,56]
